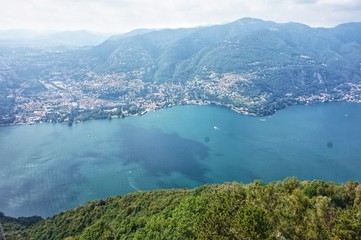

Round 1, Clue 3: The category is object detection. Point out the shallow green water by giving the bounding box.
[0,102,360,217]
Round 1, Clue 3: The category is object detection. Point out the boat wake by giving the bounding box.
[127,171,142,192]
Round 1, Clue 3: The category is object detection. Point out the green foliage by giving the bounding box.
[2,179,361,239]
[2,19,361,124]
[0,212,42,240]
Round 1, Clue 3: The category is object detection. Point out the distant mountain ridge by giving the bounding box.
[0,30,109,46]
[89,18,361,83]
[0,18,361,125]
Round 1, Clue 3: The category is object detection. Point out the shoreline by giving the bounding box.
[1,98,360,128]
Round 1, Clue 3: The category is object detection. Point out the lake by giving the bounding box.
[0,102,360,217]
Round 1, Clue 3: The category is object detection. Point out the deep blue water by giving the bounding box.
[0,102,360,217]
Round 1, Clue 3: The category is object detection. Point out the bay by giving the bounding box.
[0,102,360,217]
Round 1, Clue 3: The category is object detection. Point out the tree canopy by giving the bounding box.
[1,178,361,239]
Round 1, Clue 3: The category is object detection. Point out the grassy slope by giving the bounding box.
[2,178,361,240]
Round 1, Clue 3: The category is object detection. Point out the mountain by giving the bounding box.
[108,28,157,41]
[88,18,361,83]
[68,17,360,116]
[1,18,361,125]
[0,30,109,46]
[2,179,361,239]
[40,31,110,47]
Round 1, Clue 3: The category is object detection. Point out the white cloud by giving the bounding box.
[0,0,360,33]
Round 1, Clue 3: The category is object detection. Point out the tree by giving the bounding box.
[0,222,5,240]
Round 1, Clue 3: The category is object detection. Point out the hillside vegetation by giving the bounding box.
[2,18,361,125]
[90,18,361,86]
[2,178,361,239]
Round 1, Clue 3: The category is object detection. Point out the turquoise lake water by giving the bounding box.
[0,102,360,217]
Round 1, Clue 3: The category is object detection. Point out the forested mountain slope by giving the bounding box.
[2,178,361,239]
[90,18,361,85]
[1,18,361,125]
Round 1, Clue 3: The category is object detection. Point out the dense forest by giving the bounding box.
[1,178,361,239]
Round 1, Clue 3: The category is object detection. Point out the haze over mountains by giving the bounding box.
[0,30,109,46]
[0,18,361,125]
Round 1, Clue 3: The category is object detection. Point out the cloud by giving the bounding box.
[294,0,319,4]
[0,0,360,33]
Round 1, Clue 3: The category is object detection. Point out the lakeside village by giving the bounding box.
[4,72,361,126]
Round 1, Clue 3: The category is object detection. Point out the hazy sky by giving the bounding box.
[1,0,361,33]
